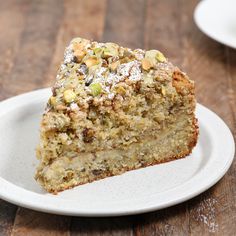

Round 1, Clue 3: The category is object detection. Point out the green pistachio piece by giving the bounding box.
[115,86,126,95]
[145,50,158,58]
[103,43,119,57]
[93,47,104,57]
[156,51,167,62]
[103,48,118,57]
[90,83,102,96]
[118,47,125,57]
[63,90,76,103]
[49,96,57,106]
[145,50,158,65]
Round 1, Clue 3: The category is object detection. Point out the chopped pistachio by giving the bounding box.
[63,89,76,103]
[90,83,102,96]
[84,56,100,67]
[78,75,84,80]
[145,50,158,58]
[103,48,118,57]
[118,47,125,57]
[115,86,126,95]
[93,47,104,57]
[141,58,152,70]
[74,49,86,61]
[145,50,158,65]
[50,96,57,106]
[72,43,84,52]
[143,74,153,84]
[156,51,167,62]
[109,60,120,71]
[88,65,100,75]
[103,43,119,57]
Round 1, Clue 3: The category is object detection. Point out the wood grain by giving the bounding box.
[71,216,138,236]
[0,0,29,100]
[11,208,70,236]
[102,0,146,49]
[0,200,17,236]
[1,0,63,98]
[0,0,235,235]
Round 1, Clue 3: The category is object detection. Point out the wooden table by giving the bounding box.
[0,0,235,235]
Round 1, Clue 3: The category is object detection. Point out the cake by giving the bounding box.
[35,37,198,193]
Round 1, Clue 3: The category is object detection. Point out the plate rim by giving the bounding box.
[194,0,236,49]
[0,88,235,216]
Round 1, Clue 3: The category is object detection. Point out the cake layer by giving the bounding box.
[36,116,197,193]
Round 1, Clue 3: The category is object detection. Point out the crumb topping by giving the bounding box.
[49,37,173,110]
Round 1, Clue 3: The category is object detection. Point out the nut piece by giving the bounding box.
[115,85,126,95]
[90,83,102,96]
[145,50,158,65]
[74,49,86,61]
[103,43,119,57]
[145,50,158,58]
[49,96,57,106]
[93,47,104,57]
[72,38,90,62]
[141,58,152,70]
[156,51,167,62]
[109,61,120,71]
[84,57,100,67]
[63,90,76,103]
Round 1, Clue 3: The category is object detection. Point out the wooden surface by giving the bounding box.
[0,0,235,235]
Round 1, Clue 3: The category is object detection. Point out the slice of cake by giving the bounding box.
[35,37,198,193]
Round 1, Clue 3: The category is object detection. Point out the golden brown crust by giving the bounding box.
[172,69,194,95]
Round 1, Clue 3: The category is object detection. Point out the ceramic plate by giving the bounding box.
[194,0,236,49]
[0,88,234,216]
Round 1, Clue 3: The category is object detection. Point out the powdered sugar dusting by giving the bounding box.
[191,197,219,233]
[64,45,74,64]
[118,60,141,81]
[86,60,142,98]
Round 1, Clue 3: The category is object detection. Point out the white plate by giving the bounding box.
[194,0,236,49]
[0,88,234,216]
